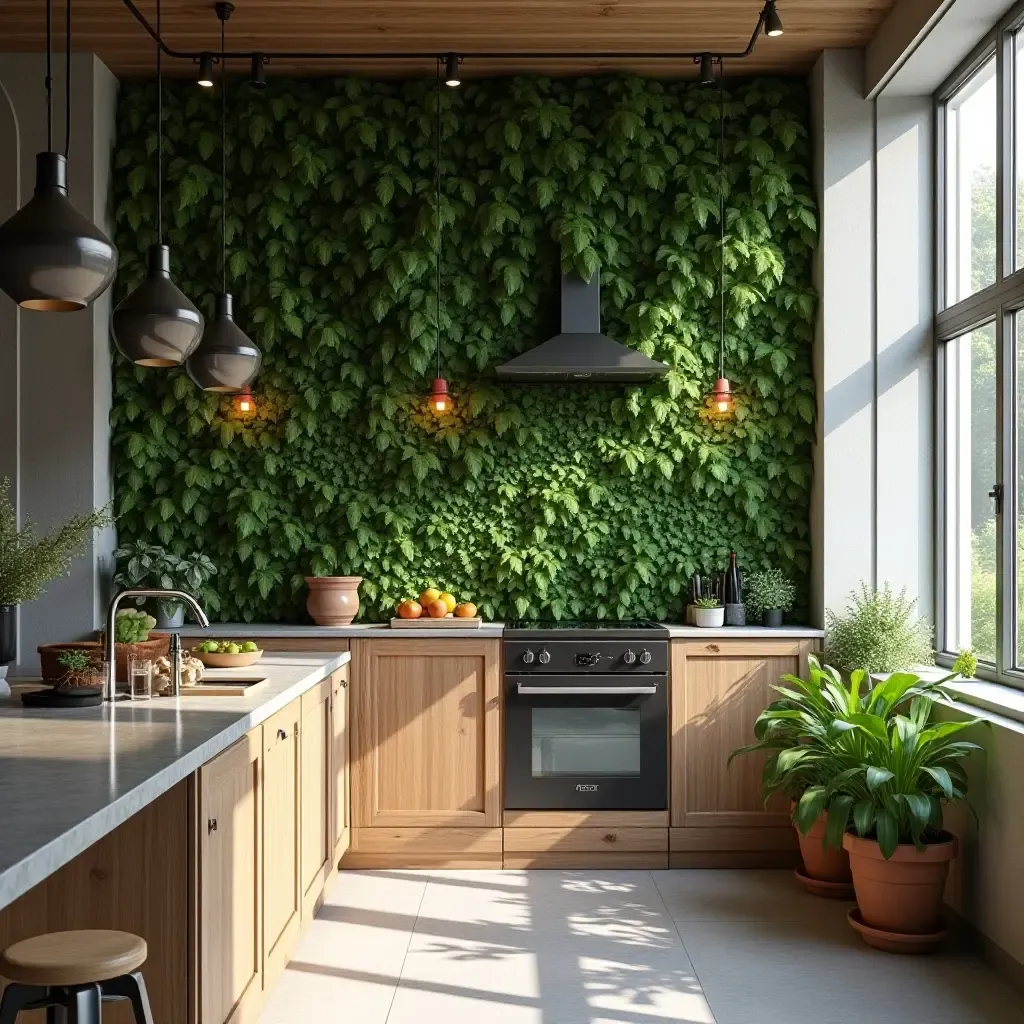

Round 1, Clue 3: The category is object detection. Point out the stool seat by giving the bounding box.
[0,930,147,986]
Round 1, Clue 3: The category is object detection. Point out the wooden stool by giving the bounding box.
[0,930,153,1024]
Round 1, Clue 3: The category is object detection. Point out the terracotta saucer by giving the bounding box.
[794,867,855,899]
[847,907,947,954]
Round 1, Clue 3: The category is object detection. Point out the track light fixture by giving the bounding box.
[197,53,215,86]
[250,53,267,88]
[764,1,784,37]
[444,53,461,87]
[698,54,716,86]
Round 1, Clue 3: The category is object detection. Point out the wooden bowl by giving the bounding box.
[191,649,264,668]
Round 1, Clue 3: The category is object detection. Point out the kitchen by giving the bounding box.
[1,0,1024,1022]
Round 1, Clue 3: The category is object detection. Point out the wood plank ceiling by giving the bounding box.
[0,0,898,79]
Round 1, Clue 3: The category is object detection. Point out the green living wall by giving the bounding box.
[110,75,817,622]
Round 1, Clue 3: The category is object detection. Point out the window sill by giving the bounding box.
[942,679,1024,735]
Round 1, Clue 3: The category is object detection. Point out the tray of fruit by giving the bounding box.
[392,589,480,628]
[191,640,264,667]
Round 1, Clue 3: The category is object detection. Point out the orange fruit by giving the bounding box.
[440,592,457,613]
[454,602,477,618]
[397,599,422,619]
[419,588,442,608]
[427,599,449,618]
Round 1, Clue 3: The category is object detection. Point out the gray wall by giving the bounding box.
[0,54,118,674]
[810,50,935,629]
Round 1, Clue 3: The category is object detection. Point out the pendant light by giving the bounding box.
[187,2,262,394]
[707,62,734,417]
[429,61,452,416]
[0,0,117,311]
[764,1,784,38]
[112,0,204,367]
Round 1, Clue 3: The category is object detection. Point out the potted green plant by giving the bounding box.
[0,476,112,690]
[825,581,933,673]
[827,690,981,952]
[730,656,957,897]
[693,595,725,628]
[745,569,796,627]
[113,542,219,627]
[53,649,103,692]
[39,609,166,684]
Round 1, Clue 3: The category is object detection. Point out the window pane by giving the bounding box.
[1018,33,1024,270]
[944,323,997,662]
[1017,313,1024,666]
[946,58,997,305]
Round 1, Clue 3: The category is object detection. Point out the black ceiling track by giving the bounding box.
[118,0,779,72]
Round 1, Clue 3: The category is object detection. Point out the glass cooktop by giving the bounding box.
[507,619,663,630]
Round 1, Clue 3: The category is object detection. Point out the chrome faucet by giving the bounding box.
[104,589,210,701]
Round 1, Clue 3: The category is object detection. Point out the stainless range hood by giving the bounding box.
[496,270,669,383]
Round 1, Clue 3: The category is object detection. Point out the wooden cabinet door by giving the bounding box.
[671,639,812,829]
[330,664,350,863]
[300,678,332,920]
[352,639,501,828]
[262,701,301,988]
[199,731,262,1024]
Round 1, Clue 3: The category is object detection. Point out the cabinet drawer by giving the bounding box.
[351,827,502,855]
[669,826,798,852]
[503,826,668,854]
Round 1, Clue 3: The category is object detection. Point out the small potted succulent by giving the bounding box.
[745,568,796,627]
[693,596,725,628]
[53,649,103,692]
[113,542,219,627]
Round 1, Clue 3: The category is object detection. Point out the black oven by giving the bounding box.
[503,625,668,811]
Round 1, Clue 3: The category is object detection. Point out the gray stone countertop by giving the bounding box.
[0,651,349,912]
[174,622,823,640]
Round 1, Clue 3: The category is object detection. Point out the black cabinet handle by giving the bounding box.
[277,727,287,741]
[208,818,218,834]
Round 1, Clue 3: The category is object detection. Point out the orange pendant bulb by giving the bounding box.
[711,376,734,414]
[235,388,254,413]
[430,377,451,415]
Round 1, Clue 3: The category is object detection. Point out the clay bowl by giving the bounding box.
[847,907,947,954]
[794,867,855,900]
[191,649,264,669]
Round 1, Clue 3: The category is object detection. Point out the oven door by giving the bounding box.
[504,674,667,810]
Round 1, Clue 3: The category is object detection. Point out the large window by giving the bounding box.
[938,7,1024,688]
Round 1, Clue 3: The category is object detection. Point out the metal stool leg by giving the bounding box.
[0,984,48,1024]
[100,972,153,1024]
[66,984,101,1024]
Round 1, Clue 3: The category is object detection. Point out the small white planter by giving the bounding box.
[694,606,725,628]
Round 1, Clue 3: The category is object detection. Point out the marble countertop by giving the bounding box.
[175,622,824,640]
[0,651,349,912]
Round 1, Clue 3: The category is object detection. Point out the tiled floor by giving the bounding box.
[258,868,1024,1024]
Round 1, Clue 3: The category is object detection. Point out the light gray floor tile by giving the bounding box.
[677,914,1024,1024]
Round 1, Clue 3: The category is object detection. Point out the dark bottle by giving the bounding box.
[724,552,743,605]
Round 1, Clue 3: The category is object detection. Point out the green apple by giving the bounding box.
[241,641,258,653]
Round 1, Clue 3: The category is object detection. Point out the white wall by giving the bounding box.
[0,54,118,674]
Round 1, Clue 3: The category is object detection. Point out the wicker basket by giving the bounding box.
[38,634,171,685]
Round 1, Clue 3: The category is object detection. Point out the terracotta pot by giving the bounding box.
[793,804,852,883]
[38,635,171,685]
[305,576,362,626]
[843,831,957,935]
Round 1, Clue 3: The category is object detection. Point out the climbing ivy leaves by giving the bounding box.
[110,74,817,622]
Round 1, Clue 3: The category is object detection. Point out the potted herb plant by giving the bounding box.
[825,582,933,673]
[745,568,796,627]
[0,476,112,687]
[730,656,957,898]
[693,596,725,628]
[113,542,219,627]
[39,609,166,684]
[53,649,103,692]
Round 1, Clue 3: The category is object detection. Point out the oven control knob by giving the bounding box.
[623,649,637,665]
[639,649,652,665]
[538,648,551,665]
[522,649,535,664]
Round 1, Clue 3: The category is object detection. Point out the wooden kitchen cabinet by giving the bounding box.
[669,638,812,866]
[300,678,332,921]
[261,701,302,989]
[349,638,501,864]
[330,664,351,865]
[198,732,263,1024]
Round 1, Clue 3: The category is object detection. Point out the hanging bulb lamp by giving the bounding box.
[427,61,454,417]
[429,377,450,414]
[698,54,716,86]
[197,53,215,87]
[113,0,203,366]
[706,60,736,418]
[444,53,461,87]
[187,1,261,394]
[235,387,254,413]
[0,0,117,311]
[764,1,784,37]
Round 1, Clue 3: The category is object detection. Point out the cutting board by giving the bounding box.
[390,616,482,629]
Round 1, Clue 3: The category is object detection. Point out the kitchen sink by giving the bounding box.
[186,677,268,696]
